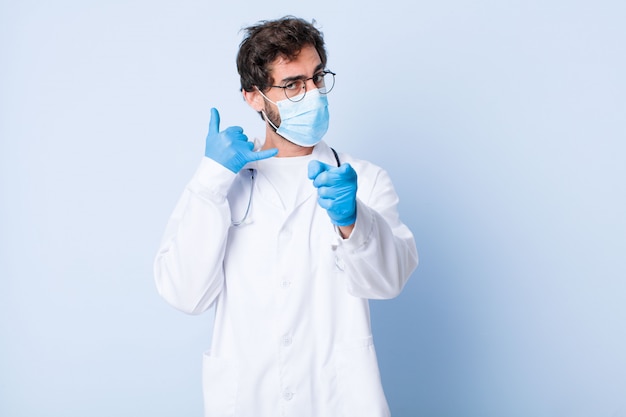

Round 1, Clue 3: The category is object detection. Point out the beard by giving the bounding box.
[263,102,282,131]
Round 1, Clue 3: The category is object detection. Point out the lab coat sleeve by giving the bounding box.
[154,157,236,314]
[335,167,418,299]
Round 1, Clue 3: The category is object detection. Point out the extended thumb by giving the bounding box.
[208,108,220,135]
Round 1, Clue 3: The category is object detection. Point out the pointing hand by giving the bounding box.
[308,160,357,227]
[205,108,278,173]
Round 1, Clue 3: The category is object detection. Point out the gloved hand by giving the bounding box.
[308,160,357,226]
[205,108,278,173]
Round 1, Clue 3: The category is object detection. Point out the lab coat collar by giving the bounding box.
[245,140,338,212]
[311,141,341,167]
[248,139,338,168]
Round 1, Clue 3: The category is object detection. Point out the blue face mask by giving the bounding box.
[260,88,329,147]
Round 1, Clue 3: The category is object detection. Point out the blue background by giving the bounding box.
[1,1,624,416]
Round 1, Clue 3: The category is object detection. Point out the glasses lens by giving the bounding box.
[285,80,306,102]
[319,72,335,95]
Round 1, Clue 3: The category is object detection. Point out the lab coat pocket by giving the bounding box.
[202,351,238,417]
[334,336,391,417]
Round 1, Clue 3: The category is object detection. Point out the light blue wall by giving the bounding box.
[1,1,624,416]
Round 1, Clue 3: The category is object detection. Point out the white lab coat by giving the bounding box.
[154,140,418,417]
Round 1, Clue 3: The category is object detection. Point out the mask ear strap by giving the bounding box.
[257,87,281,133]
[261,110,280,132]
[331,147,341,167]
[256,87,277,105]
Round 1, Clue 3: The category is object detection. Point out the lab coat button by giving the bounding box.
[280,280,291,289]
[282,391,294,401]
[282,336,292,346]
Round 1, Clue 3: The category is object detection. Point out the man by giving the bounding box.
[154,16,418,417]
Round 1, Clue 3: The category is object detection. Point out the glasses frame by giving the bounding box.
[267,70,336,102]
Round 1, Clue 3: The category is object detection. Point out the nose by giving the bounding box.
[304,77,318,91]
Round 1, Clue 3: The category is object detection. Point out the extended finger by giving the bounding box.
[308,160,332,180]
[249,148,279,162]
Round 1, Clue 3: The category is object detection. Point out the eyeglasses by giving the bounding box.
[268,70,336,102]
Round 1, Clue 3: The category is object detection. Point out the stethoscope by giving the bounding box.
[231,148,341,227]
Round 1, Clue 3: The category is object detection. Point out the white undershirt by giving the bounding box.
[255,154,315,211]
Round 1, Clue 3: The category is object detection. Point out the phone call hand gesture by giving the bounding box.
[205,108,278,173]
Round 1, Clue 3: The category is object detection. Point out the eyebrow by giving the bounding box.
[279,63,325,84]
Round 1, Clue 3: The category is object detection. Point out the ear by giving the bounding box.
[242,89,265,112]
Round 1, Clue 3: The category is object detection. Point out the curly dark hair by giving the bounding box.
[236,16,327,93]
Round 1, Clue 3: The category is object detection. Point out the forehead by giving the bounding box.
[268,45,322,82]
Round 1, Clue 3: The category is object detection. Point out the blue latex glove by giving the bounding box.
[205,108,278,173]
[308,160,357,226]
